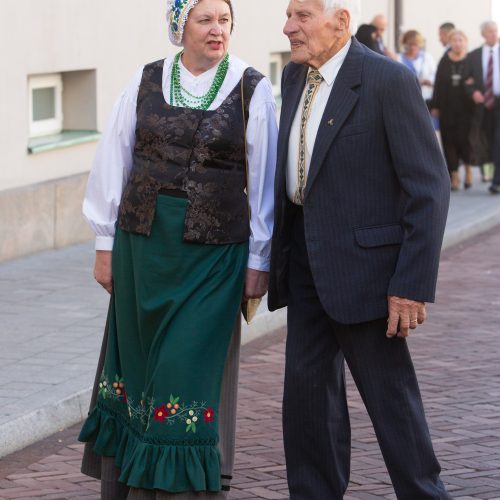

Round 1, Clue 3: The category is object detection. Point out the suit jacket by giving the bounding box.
[268,38,450,324]
[465,47,485,94]
[465,47,491,164]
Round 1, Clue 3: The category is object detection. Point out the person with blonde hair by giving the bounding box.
[398,30,437,104]
[432,29,474,189]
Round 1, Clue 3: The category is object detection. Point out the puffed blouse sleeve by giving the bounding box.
[245,77,278,272]
[82,67,143,251]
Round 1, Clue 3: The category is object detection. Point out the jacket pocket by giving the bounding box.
[354,223,403,248]
[336,122,369,138]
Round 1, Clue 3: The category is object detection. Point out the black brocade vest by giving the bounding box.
[117,59,264,245]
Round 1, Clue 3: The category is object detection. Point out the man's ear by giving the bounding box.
[336,9,350,32]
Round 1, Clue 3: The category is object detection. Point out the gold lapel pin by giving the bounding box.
[327,118,334,126]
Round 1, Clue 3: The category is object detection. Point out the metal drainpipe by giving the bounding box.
[394,0,403,52]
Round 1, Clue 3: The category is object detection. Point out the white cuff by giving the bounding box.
[247,253,270,272]
[95,236,114,251]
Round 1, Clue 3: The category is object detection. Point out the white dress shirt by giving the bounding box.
[482,43,500,96]
[83,54,278,271]
[287,39,351,202]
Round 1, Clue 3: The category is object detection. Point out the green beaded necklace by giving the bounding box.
[170,51,230,110]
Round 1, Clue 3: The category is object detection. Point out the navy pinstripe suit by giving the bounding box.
[268,38,452,499]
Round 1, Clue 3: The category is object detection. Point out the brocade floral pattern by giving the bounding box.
[117,59,264,245]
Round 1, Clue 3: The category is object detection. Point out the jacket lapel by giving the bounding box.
[304,38,364,200]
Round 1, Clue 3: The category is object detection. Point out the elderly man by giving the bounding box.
[466,21,500,194]
[268,0,452,498]
[370,14,396,59]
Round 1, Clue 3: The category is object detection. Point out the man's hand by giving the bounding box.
[94,250,113,294]
[244,269,269,301]
[472,90,485,104]
[386,296,426,338]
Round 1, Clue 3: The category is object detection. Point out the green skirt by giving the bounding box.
[79,194,248,493]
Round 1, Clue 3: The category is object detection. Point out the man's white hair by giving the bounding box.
[481,20,498,35]
[323,0,361,34]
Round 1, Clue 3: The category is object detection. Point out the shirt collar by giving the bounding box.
[311,38,352,87]
[483,43,499,53]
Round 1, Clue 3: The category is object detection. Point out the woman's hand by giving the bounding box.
[94,250,113,294]
[431,108,440,118]
[243,269,269,300]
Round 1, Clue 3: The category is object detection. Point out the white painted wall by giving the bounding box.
[0,0,168,191]
[402,0,492,63]
[0,0,494,191]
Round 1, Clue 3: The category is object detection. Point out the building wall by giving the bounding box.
[0,0,494,261]
[0,0,168,192]
[0,0,492,192]
[403,1,492,62]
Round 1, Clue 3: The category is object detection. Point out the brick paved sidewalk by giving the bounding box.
[1,227,500,499]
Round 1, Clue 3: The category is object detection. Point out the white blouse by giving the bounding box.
[83,54,278,271]
[397,51,437,101]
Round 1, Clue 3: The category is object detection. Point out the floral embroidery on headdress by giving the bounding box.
[167,0,201,46]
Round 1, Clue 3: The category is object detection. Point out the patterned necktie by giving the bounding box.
[294,69,324,205]
[484,49,495,111]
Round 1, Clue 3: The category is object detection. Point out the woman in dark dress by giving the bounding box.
[432,30,474,190]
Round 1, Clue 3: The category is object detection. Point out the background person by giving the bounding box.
[398,29,437,105]
[370,14,396,59]
[465,21,500,193]
[269,0,451,498]
[78,0,277,497]
[439,21,456,50]
[432,30,474,190]
[355,23,379,52]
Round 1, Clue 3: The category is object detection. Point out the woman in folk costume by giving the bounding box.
[78,0,277,497]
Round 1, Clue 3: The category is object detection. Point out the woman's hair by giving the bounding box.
[447,29,468,44]
[401,30,425,49]
[355,24,378,52]
[323,0,361,34]
[220,0,235,32]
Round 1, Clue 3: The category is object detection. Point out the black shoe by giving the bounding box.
[489,184,500,194]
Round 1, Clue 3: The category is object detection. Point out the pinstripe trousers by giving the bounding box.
[283,207,451,500]
[81,317,241,499]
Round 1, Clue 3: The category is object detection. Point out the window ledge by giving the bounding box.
[27,130,101,155]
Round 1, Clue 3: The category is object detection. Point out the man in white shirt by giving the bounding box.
[268,0,452,497]
[466,21,500,193]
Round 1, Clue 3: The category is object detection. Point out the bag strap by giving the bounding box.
[241,72,251,221]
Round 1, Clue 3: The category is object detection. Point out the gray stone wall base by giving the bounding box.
[0,174,93,263]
